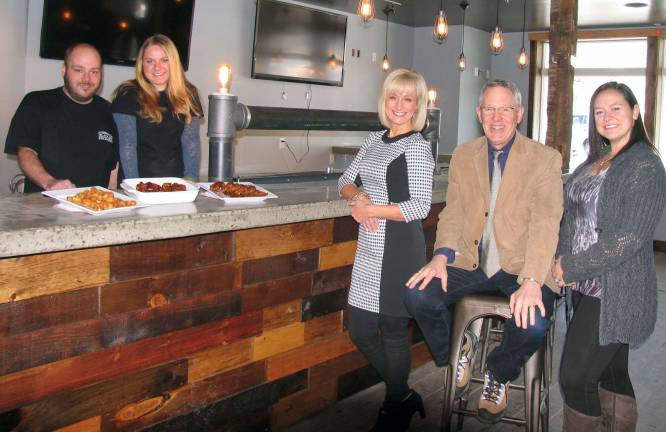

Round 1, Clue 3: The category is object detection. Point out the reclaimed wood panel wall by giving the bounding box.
[0,204,444,431]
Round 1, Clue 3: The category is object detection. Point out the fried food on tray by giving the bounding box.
[66,188,136,211]
[136,181,187,192]
[210,181,268,197]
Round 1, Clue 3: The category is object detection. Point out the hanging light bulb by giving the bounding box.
[357,0,375,23]
[427,88,437,108]
[458,52,467,71]
[433,0,449,43]
[382,54,390,72]
[516,0,529,68]
[458,1,469,72]
[517,47,528,69]
[381,7,393,72]
[489,0,504,54]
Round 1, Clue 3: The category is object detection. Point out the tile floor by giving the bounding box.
[283,252,666,432]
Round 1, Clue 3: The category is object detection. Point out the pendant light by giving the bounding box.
[458,1,469,71]
[489,0,504,55]
[357,0,375,23]
[433,0,449,43]
[517,0,529,68]
[382,7,393,72]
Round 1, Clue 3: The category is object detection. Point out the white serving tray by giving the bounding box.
[121,177,199,204]
[42,187,147,216]
[198,182,277,202]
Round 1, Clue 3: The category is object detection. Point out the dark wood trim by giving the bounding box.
[655,240,666,253]
[530,28,666,41]
[644,37,660,143]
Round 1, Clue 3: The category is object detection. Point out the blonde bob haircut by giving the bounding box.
[377,68,428,132]
[114,34,202,124]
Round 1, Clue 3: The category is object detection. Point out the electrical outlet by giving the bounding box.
[279,137,287,149]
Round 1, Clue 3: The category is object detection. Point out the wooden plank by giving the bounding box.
[101,263,238,315]
[644,36,659,142]
[0,318,103,375]
[0,287,98,337]
[242,249,318,285]
[188,339,254,383]
[102,291,241,347]
[271,380,337,430]
[109,232,233,282]
[309,349,367,385]
[241,273,312,312]
[104,361,266,431]
[302,289,348,322]
[318,241,356,271]
[17,360,187,431]
[54,416,101,432]
[304,311,343,342]
[337,363,382,401]
[252,322,305,360]
[0,248,109,304]
[411,341,434,369]
[332,216,358,244]
[266,332,355,381]
[262,300,302,330]
[312,266,352,296]
[235,220,333,261]
[0,311,262,411]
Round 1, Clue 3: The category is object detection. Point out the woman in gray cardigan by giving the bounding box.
[553,82,666,432]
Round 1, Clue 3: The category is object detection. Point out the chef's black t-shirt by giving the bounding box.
[4,87,118,193]
[112,86,186,178]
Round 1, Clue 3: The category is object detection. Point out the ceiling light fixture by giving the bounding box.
[517,0,528,68]
[458,1,469,71]
[433,0,449,43]
[489,0,504,55]
[624,2,648,7]
[382,6,394,72]
[357,0,375,23]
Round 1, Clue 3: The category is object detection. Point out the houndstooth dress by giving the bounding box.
[338,130,435,317]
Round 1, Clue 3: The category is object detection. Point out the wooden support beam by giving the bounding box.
[644,36,660,143]
[545,0,578,172]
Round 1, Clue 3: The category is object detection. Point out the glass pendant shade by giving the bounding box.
[517,47,528,69]
[382,54,390,72]
[433,10,449,42]
[458,52,467,71]
[357,0,375,22]
[490,27,504,54]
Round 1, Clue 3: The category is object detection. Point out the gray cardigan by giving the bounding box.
[557,142,666,347]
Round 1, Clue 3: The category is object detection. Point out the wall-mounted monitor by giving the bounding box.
[40,0,196,69]
[252,0,347,87]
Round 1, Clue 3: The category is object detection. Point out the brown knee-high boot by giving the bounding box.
[599,387,638,432]
[563,404,602,432]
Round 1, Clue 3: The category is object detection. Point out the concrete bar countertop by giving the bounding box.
[0,176,448,258]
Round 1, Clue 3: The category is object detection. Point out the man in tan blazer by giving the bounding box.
[405,80,563,424]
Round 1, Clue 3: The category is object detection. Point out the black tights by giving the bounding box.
[559,291,635,416]
[347,305,411,404]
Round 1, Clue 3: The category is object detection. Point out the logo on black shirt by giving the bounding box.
[98,131,113,143]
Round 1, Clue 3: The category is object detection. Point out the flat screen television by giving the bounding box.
[40,0,195,69]
[252,0,347,87]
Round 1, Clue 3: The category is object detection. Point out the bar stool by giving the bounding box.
[440,294,552,432]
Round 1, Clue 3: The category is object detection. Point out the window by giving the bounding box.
[536,39,647,171]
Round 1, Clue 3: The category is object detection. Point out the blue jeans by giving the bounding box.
[404,267,556,383]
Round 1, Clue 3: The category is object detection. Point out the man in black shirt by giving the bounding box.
[4,43,118,193]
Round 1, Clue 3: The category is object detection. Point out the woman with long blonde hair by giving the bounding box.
[112,34,203,180]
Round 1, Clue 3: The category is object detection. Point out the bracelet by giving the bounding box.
[520,276,541,285]
[349,191,370,203]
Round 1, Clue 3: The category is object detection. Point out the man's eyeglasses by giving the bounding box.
[480,106,516,117]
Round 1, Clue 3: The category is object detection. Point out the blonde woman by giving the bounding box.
[338,68,434,432]
[112,34,203,180]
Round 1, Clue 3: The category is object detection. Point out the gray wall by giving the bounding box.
[0,0,28,194]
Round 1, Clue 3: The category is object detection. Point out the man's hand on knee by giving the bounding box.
[406,255,448,291]
[509,279,546,329]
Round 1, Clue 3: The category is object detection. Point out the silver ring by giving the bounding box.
[554,278,561,283]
